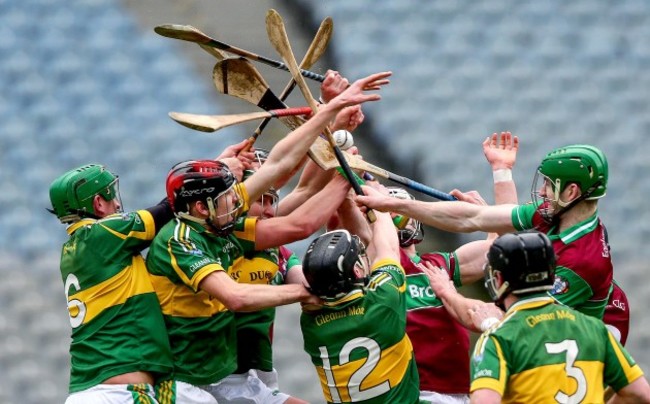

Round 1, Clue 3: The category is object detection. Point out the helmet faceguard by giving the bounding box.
[243,166,279,220]
[253,148,270,168]
[166,160,244,235]
[258,188,279,219]
[49,164,122,224]
[531,145,608,223]
[302,230,369,299]
[484,231,556,309]
[386,186,424,247]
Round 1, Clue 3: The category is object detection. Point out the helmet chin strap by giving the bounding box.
[205,196,236,236]
[176,197,234,236]
[494,281,510,311]
[548,180,602,226]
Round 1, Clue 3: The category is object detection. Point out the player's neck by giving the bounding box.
[402,245,417,260]
[558,200,598,232]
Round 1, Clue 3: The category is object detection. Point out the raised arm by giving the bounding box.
[422,262,502,332]
[483,131,519,205]
[254,175,351,250]
[362,185,400,265]
[276,157,336,216]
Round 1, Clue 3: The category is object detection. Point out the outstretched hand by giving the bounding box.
[329,71,392,110]
[355,185,394,213]
[420,261,455,297]
[320,70,350,103]
[215,139,254,160]
[483,131,519,170]
[449,189,488,206]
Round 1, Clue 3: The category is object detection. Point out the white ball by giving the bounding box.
[332,130,354,150]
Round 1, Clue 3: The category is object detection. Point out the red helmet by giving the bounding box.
[166,160,235,214]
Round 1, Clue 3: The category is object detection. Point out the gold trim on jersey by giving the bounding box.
[168,221,220,291]
[99,222,152,241]
[232,214,256,244]
[68,257,154,325]
[149,268,229,318]
[370,258,405,293]
[67,210,156,240]
[471,336,508,395]
[67,218,96,235]
[319,290,365,309]
[372,258,403,274]
[608,332,644,383]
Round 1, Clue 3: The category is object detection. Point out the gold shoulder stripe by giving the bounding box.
[607,332,644,383]
[98,223,151,241]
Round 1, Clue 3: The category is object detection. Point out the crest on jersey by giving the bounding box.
[551,275,569,295]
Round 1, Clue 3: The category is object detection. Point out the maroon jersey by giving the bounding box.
[604,280,630,345]
[400,249,470,394]
[513,205,613,318]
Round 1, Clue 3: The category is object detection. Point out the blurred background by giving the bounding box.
[1,0,648,402]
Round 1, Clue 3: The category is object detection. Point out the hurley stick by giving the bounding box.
[199,44,228,60]
[155,24,326,82]
[210,60,453,200]
[266,9,377,221]
[241,16,333,153]
[169,107,313,133]
[308,140,456,201]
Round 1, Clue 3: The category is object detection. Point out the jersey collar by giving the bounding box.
[548,210,599,244]
[507,293,556,314]
[67,218,97,235]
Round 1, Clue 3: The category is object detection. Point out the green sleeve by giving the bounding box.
[450,251,462,287]
[286,252,301,271]
[470,334,508,394]
[511,203,536,230]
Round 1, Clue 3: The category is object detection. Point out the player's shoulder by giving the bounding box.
[372,258,404,278]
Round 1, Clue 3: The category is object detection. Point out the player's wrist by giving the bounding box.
[479,317,500,332]
[493,168,513,183]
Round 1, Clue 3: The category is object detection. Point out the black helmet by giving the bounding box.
[302,230,368,298]
[484,231,556,308]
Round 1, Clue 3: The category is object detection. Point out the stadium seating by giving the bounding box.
[2,0,649,402]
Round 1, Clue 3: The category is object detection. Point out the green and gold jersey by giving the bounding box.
[60,211,173,393]
[471,295,644,403]
[300,259,420,404]
[146,216,257,386]
[231,246,299,373]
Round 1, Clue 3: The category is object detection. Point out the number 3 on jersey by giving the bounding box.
[320,337,390,402]
[545,339,587,403]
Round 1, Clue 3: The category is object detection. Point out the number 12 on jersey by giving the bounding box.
[319,337,391,402]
